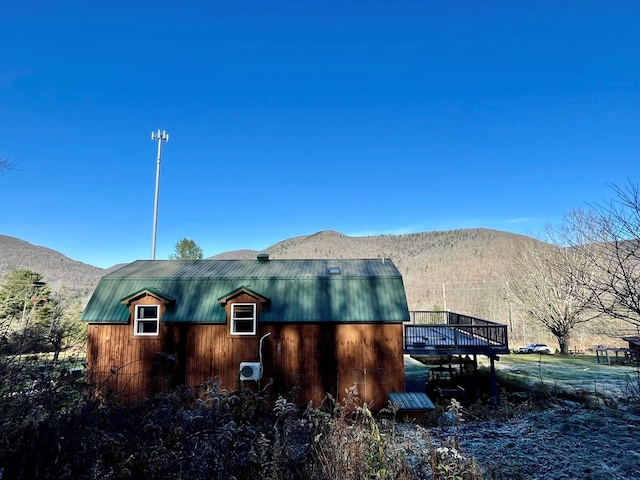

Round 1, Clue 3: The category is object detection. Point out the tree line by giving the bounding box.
[508,182,640,354]
[169,190,640,355]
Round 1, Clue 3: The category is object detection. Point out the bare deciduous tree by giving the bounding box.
[566,182,640,333]
[508,218,601,354]
[0,157,16,174]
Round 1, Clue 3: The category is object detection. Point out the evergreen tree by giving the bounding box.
[0,269,58,352]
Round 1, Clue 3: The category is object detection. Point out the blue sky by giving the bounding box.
[1,1,639,268]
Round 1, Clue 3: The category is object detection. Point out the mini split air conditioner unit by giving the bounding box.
[239,362,263,381]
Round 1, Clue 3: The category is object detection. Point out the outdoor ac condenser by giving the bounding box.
[239,362,262,381]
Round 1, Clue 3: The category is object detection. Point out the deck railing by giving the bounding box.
[404,311,509,352]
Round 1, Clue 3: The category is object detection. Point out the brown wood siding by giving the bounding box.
[86,323,167,403]
[184,324,265,391]
[259,323,404,409]
[87,318,404,408]
[86,296,178,403]
[263,324,330,407]
[184,323,404,408]
[334,323,405,408]
[183,293,268,392]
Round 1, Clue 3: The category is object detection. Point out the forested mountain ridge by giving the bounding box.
[0,234,105,300]
[1,229,543,326]
[211,228,543,322]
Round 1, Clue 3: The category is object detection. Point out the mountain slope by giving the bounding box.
[1,228,545,329]
[0,234,105,299]
[210,228,542,318]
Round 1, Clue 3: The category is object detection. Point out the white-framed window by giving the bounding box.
[231,303,257,335]
[134,304,160,336]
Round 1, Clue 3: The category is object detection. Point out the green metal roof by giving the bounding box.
[80,258,410,324]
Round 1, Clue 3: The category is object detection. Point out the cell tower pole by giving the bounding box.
[150,129,169,260]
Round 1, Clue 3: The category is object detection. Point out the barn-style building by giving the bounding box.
[80,255,409,408]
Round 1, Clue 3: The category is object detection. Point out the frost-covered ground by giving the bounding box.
[400,354,640,479]
[457,404,640,479]
[396,403,640,479]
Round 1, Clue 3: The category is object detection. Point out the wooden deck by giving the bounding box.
[404,311,509,357]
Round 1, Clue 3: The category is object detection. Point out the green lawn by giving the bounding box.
[404,355,430,391]
[482,353,639,398]
[405,353,640,400]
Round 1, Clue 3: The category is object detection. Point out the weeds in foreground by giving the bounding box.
[427,399,483,480]
[309,386,482,480]
[624,369,640,404]
[308,385,413,480]
[0,358,486,480]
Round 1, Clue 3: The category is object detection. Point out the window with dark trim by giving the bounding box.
[231,303,257,335]
[134,304,160,336]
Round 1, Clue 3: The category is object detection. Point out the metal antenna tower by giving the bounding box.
[150,129,169,260]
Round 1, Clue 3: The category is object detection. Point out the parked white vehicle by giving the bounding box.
[518,343,553,354]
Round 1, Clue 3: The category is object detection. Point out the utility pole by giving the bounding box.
[442,282,447,311]
[150,129,169,260]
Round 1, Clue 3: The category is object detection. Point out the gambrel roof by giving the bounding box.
[80,258,410,324]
